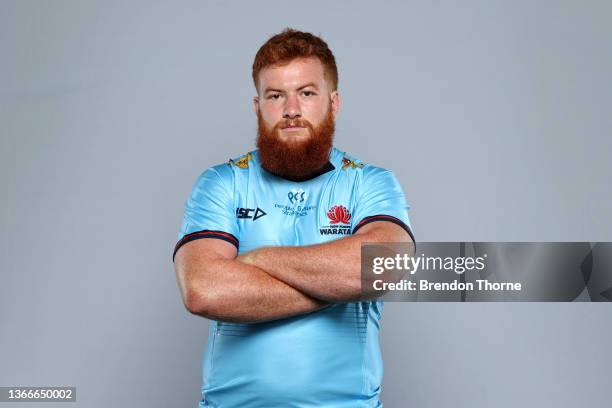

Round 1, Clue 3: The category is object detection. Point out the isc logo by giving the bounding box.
[236,207,267,221]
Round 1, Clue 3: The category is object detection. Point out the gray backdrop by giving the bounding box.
[1,1,611,407]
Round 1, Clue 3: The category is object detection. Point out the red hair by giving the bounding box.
[252,28,338,91]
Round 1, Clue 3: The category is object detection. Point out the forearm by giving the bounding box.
[240,223,409,302]
[179,258,328,323]
[240,238,361,302]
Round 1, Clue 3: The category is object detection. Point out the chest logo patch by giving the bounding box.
[236,207,267,221]
[274,189,316,217]
[288,189,307,204]
[327,205,351,224]
[320,205,352,235]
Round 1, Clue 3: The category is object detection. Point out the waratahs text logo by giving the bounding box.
[320,205,352,235]
[327,205,352,224]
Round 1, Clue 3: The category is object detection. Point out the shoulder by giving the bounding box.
[226,150,258,170]
[331,147,393,179]
[189,150,255,194]
[198,150,258,183]
[331,147,366,171]
[331,147,404,199]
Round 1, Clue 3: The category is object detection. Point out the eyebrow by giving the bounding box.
[263,82,319,94]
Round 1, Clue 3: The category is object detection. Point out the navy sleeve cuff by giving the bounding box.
[173,230,239,261]
[352,215,415,243]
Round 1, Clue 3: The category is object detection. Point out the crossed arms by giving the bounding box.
[173,221,412,323]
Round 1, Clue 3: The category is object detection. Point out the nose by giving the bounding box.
[283,93,301,119]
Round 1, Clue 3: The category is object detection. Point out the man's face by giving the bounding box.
[254,57,341,180]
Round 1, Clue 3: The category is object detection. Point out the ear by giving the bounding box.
[330,90,341,118]
[253,96,260,117]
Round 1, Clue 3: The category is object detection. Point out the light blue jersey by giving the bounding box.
[175,147,413,408]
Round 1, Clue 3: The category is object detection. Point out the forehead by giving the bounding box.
[258,57,327,91]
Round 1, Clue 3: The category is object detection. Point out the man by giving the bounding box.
[173,28,414,408]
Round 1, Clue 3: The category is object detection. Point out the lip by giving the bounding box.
[281,126,306,131]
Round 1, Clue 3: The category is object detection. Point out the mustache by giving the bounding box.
[275,119,313,130]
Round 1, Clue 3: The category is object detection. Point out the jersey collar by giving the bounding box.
[275,161,335,182]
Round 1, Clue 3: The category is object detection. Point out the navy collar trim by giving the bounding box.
[265,161,335,182]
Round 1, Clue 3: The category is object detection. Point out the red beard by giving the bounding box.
[256,106,335,181]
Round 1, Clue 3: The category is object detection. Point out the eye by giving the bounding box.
[267,93,281,100]
[301,90,316,97]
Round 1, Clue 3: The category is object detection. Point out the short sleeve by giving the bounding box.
[351,167,414,242]
[173,165,239,260]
